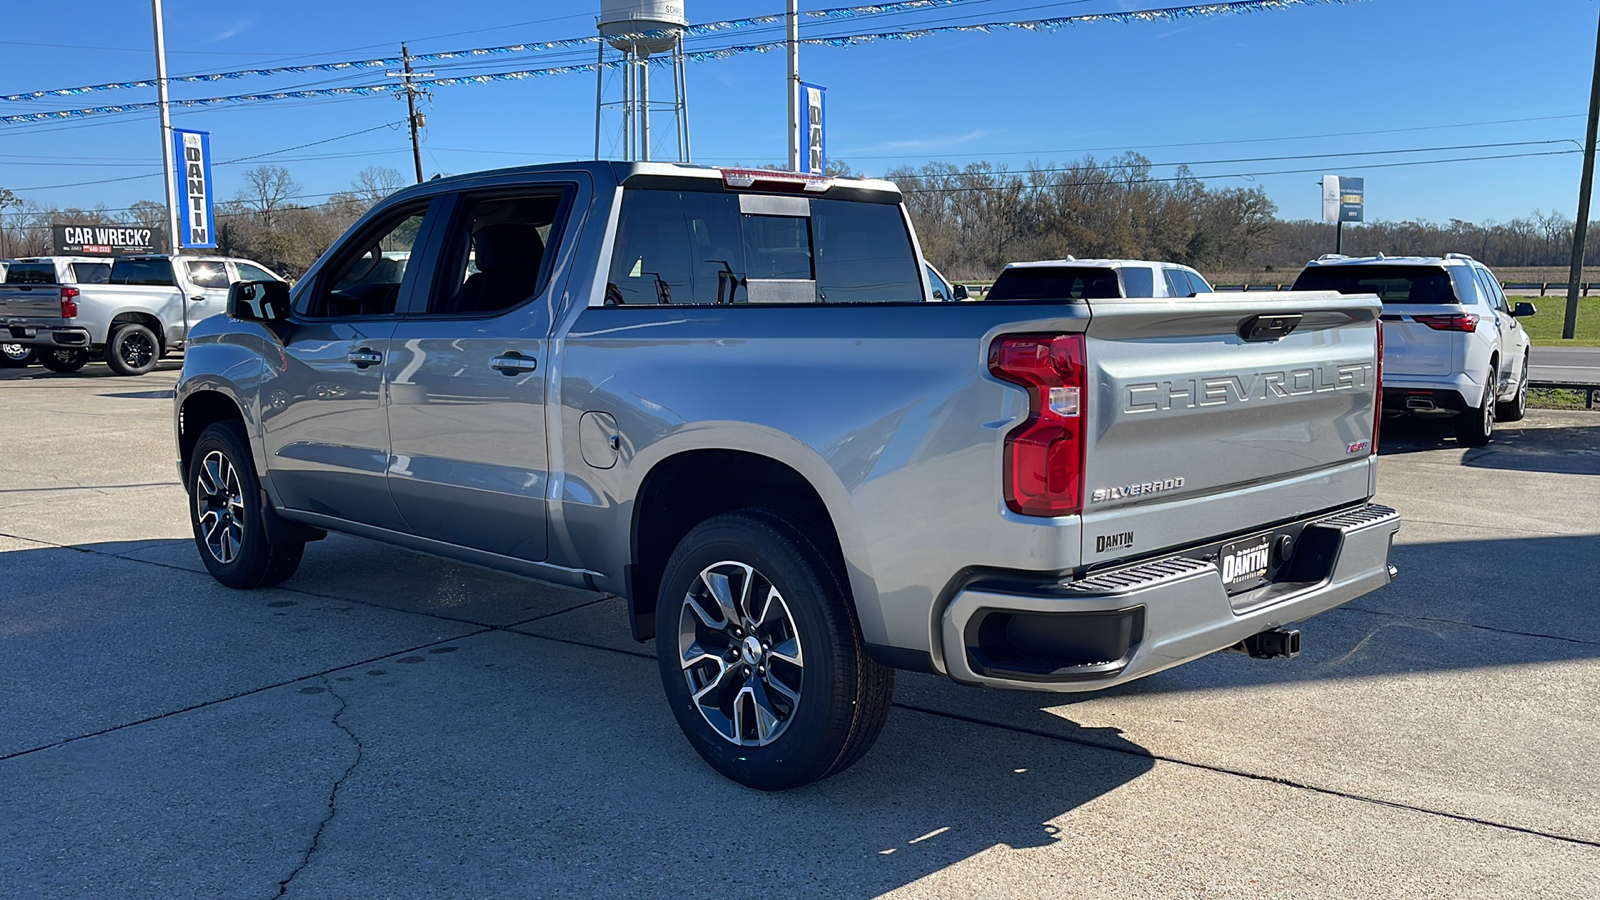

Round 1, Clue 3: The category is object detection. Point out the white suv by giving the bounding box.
[1292,253,1533,445]
[985,258,1214,300]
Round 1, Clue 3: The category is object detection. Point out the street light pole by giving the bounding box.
[151,0,180,258]
[1563,7,1600,340]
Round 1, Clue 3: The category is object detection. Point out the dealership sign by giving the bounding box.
[800,82,826,175]
[174,127,217,249]
[1321,174,1364,223]
[52,223,168,256]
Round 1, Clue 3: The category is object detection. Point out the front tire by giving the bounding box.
[105,323,160,376]
[188,421,305,589]
[1,343,34,368]
[656,509,894,791]
[37,348,87,373]
[1456,363,1495,447]
[1497,354,1528,423]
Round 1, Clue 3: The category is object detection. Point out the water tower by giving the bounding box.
[595,0,690,162]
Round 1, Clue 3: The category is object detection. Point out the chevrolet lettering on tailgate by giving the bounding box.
[1125,362,1375,413]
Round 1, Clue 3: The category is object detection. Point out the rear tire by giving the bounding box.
[655,508,894,791]
[188,420,305,589]
[37,348,87,373]
[105,323,160,376]
[1455,363,1495,447]
[1496,354,1528,423]
[0,343,34,368]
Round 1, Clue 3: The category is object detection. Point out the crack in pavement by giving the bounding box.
[1335,603,1600,648]
[274,678,363,900]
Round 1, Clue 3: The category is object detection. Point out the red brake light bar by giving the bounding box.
[720,168,833,194]
[1413,313,1479,333]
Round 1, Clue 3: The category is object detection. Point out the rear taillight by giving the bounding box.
[1413,313,1478,332]
[1371,320,1382,455]
[989,334,1086,517]
[720,168,833,193]
[59,287,79,319]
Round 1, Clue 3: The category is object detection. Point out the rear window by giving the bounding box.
[185,260,231,289]
[70,262,110,284]
[604,189,921,306]
[3,263,58,285]
[1291,264,1458,304]
[110,258,176,287]
[986,266,1122,302]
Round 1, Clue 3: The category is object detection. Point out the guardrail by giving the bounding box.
[1527,381,1599,409]
[1213,282,1600,295]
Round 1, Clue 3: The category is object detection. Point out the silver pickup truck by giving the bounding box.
[173,161,1399,790]
[2,254,284,375]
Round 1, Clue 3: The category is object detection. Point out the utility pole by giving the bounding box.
[787,0,800,172]
[1563,9,1600,340]
[151,0,180,259]
[389,44,431,183]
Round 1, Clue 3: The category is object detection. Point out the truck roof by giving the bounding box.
[1005,258,1203,270]
[1303,254,1479,267]
[390,160,903,201]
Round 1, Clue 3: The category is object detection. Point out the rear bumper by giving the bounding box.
[1382,372,1484,410]
[4,322,93,348]
[939,502,1400,692]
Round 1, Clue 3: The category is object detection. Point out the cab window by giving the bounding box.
[235,262,279,283]
[110,258,176,287]
[304,207,427,318]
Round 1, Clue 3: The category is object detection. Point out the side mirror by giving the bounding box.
[951,283,970,301]
[228,280,290,323]
[1511,301,1537,318]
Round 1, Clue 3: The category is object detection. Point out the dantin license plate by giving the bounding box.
[1219,532,1274,594]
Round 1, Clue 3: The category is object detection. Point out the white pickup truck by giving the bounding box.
[1,254,285,375]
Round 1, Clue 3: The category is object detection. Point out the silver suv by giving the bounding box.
[1293,253,1533,445]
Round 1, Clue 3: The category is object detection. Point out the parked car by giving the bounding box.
[175,161,1398,790]
[924,262,970,301]
[1292,253,1532,445]
[0,254,285,375]
[1,256,112,368]
[985,258,1213,301]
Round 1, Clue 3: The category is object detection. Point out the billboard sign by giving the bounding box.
[1321,174,1364,223]
[800,82,826,175]
[52,223,168,256]
[174,127,217,248]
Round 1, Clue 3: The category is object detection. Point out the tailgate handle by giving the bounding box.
[1238,313,1302,342]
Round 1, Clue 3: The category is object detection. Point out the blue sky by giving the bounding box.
[0,0,1594,225]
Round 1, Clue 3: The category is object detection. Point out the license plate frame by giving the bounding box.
[1219,531,1275,594]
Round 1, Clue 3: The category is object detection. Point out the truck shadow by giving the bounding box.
[0,359,181,381]
[1,538,1154,895]
[1380,414,1600,475]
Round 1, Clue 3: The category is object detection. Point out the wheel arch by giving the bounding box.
[177,389,248,487]
[624,445,873,645]
[108,311,167,353]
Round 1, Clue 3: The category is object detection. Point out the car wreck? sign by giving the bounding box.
[52,223,169,256]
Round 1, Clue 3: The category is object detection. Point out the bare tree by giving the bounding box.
[238,165,301,229]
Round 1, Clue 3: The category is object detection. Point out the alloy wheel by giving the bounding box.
[677,560,804,746]
[194,450,246,564]
[119,331,155,370]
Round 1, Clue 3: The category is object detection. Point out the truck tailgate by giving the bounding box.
[1078,291,1381,566]
[0,286,64,320]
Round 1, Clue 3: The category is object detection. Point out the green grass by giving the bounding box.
[1528,387,1596,410]
[1509,295,1600,347]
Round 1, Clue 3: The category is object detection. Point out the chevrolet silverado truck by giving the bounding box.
[173,161,1400,790]
[1,254,284,375]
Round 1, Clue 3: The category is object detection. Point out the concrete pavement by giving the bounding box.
[3,361,1598,898]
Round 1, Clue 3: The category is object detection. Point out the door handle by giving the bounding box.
[189,295,206,302]
[347,348,383,368]
[491,353,538,376]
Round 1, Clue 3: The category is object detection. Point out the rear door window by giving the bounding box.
[986,266,1122,302]
[185,260,231,289]
[426,188,573,315]
[110,258,176,286]
[1120,266,1155,298]
[1291,265,1458,304]
[69,262,111,284]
